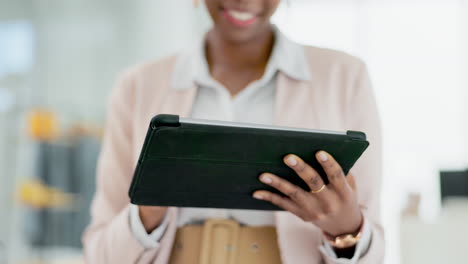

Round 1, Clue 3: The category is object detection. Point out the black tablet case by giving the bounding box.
[129,114,369,210]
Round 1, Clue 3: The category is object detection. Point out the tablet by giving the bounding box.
[129,114,369,210]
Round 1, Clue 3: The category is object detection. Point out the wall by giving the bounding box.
[25,0,210,124]
[463,2,468,160]
[30,0,134,123]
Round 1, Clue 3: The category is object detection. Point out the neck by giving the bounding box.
[205,26,275,71]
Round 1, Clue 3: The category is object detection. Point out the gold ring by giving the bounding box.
[310,184,326,194]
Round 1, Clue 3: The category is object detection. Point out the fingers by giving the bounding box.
[283,154,343,216]
[252,153,359,226]
[252,190,304,217]
[257,173,312,207]
[283,154,325,193]
[316,151,351,197]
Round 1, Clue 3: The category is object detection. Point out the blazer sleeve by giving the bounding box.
[321,61,385,263]
[82,71,162,263]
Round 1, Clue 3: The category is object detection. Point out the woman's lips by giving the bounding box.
[222,9,258,27]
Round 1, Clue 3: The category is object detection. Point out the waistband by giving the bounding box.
[169,218,282,264]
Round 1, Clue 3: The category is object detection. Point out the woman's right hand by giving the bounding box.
[138,206,168,233]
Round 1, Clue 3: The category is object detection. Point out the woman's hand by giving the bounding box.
[252,151,363,237]
[138,206,168,233]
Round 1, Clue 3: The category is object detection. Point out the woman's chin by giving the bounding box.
[214,23,272,44]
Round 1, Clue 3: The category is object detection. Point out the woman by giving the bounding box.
[83,0,384,263]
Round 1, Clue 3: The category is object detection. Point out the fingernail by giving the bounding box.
[318,151,328,162]
[286,156,298,166]
[261,175,273,184]
[253,193,264,200]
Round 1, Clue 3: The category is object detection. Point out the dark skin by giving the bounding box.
[204,0,277,96]
[139,0,363,255]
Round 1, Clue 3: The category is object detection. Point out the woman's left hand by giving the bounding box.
[252,151,363,237]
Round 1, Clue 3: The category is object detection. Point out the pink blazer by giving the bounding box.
[82,46,384,264]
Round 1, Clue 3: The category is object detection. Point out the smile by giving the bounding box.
[223,9,258,27]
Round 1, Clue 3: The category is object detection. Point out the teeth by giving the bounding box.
[228,10,255,21]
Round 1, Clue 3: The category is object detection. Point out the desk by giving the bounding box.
[400,199,468,263]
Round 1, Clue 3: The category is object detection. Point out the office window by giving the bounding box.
[0,21,34,77]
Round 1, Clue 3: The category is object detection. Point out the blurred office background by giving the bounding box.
[0,0,467,263]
